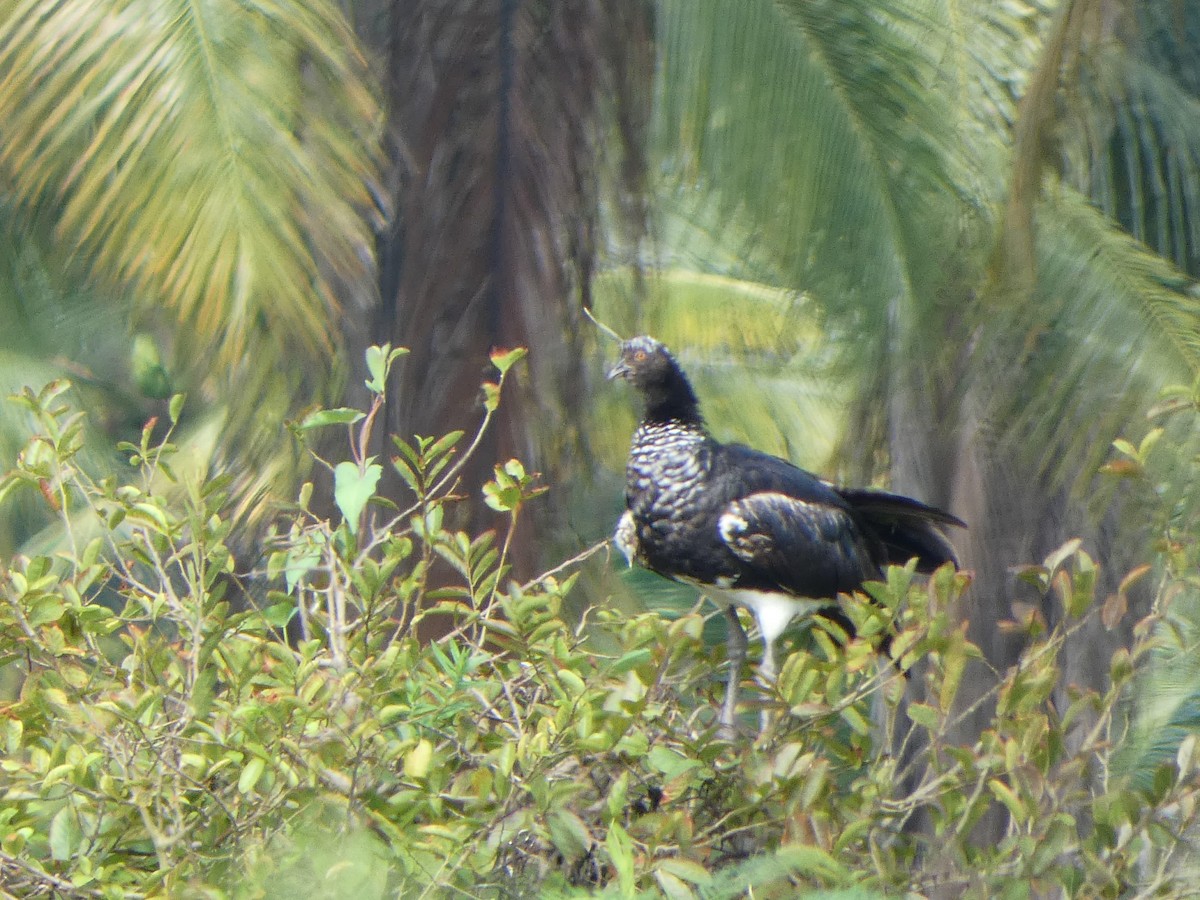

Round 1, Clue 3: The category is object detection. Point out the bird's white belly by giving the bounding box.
[708,587,828,646]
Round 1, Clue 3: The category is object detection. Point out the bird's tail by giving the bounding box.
[837,488,966,572]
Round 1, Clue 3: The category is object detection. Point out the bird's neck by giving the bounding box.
[641,372,704,427]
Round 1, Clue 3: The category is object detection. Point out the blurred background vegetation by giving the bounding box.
[2,0,1200,858]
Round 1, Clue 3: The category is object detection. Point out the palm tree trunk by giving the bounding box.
[887,318,1152,843]
[344,0,649,593]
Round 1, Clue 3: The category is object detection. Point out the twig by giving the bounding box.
[518,539,611,592]
[0,850,119,898]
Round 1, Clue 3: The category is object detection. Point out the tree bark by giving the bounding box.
[340,0,650,597]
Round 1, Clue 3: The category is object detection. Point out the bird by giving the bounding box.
[608,335,965,733]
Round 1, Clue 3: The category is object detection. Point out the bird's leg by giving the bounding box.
[759,636,778,683]
[758,636,778,734]
[719,604,747,738]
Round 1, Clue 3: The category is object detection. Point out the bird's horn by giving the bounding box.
[583,307,624,343]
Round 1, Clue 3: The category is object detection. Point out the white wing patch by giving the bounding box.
[719,504,769,561]
[717,510,748,545]
[719,492,836,561]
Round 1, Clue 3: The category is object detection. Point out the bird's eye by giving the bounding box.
[634,350,647,362]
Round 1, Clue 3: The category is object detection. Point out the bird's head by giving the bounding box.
[608,336,702,423]
[606,335,674,385]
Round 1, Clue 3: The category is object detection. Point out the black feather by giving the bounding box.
[833,487,964,572]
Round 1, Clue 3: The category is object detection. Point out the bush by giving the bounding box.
[0,350,1197,898]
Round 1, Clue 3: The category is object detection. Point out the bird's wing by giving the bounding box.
[835,487,964,571]
[717,492,877,598]
[713,444,963,577]
[835,486,966,529]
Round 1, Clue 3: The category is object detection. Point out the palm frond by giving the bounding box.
[0,0,381,371]
[654,0,988,327]
[989,185,1200,488]
[1063,38,1200,276]
[991,0,1085,296]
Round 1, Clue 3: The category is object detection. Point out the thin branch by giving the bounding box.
[0,850,118,899]
[517,538,610,592]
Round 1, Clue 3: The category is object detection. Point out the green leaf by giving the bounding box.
[262,601,296,628]
[556,669,587,698]
[284,543,323,594]
[4,718,22,754]
[547,809,591,861]
[404,739,433,780]
[365,345,389,393]
[840,705,872,736]
[482,381,501,412]
[654,869,696,900]
[907,702,941,731]
[988,778,1026,824]
[48,805,79,861]
[605,822,635,896]
[1111,648,1134,684]
[489,346,527,375]
[334,460,382,534]
[1111,438,1139,459]
[610,648,653,675]
[365,344,409,393]
[1138,427,1164,457]
[298,408,366,431]
[1044,538,1083,575]
[238,756,266,794]
[26,595,66,627]
[656,857,712,886]
[428,429,464,460]
[647,745,701,778]
[1067,551,1097,618]
[482,480,520,513]
[42,762,76,791]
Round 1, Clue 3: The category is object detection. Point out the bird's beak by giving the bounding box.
[606,359,631,381]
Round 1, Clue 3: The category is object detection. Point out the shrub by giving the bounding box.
[0,350,1197,898]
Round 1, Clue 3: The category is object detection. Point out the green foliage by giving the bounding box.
[654,0,966,321]
[0,350,1197,897]
[0,0,383,554]
[1102,381,1200,789]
